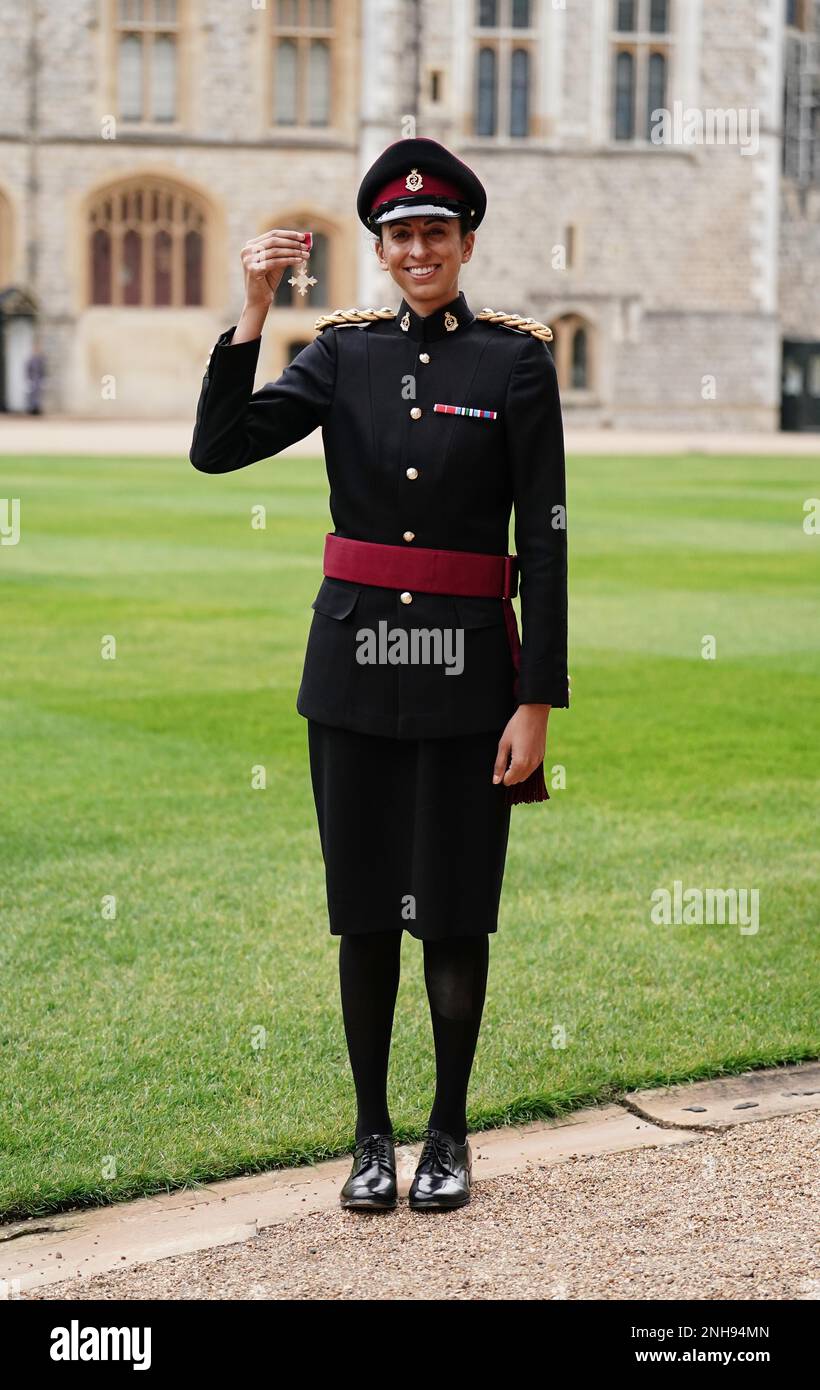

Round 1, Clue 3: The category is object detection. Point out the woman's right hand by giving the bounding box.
[240,228,311,310]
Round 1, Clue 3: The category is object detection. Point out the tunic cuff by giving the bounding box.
[517,677,570,709]
[206,324,262,378]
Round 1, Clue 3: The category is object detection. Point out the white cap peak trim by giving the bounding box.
[375,203,461,225]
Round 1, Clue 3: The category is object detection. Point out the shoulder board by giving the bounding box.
[476,308,553,343]
[314,307,395,331]
[313,306,553,343]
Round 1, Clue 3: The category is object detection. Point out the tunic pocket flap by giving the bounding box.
[452,595,507,629]
[311,577,363,620]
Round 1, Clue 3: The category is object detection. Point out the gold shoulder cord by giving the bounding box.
[313,306,553,343]
[313,307,397,330]
[473,308,553,343]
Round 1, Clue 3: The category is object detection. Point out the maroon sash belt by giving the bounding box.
[323,532,522,682]
[321,532,548,806]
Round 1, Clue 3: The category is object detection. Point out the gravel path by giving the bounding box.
[25,1112,819,1301]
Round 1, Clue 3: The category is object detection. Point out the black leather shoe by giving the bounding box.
[339,1133,397,1210]
[408,1127,472,1210]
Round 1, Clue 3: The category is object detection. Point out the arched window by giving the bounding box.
[276,39,298,124]
[646,51,667,136]
[308,40,331,125]
[612,0,672,142]
[473,0,534,139]
[552,313,594,393]
[477,47,497,136]
[571,327,588,389]
[614,50,635,140]
[91,225,112,303]
[115,0,179,124]
[184,226,203,304]
[122,227,142,304]
[273,227,329,308]
[88,179,207,307]
[272,0,335,128]
[510,48,530,138]
[649,0,669,31]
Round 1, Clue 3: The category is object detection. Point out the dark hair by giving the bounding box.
[376,211,473,244]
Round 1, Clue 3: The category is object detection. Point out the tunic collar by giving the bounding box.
[394,290,475,342]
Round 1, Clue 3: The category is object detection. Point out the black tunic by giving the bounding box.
[190,290,568,938]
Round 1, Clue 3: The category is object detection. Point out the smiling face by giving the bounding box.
[373,215,476,315]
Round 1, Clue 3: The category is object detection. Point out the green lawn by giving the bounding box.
[0,450,817,1221]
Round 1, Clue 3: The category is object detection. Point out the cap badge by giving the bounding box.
[444,311,458,332]
[400,311,410,331]
[405,168,423,192]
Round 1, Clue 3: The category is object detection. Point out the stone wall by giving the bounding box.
[0,0,813,428]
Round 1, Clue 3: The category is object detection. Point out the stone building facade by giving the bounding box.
[0,0,817,429]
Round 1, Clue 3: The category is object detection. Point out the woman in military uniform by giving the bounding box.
[190,137,568,1213]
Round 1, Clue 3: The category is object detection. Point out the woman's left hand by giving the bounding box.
[493,704,550,787]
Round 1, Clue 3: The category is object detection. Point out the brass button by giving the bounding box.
[403,531,415,542]
[410,407,422,419]
[419,352,430,364]
[406,467,419,480]
[400,591,413,604]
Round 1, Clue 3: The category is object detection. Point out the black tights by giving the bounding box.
[338,930,490,1145]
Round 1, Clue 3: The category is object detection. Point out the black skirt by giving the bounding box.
[307,719,512,940]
